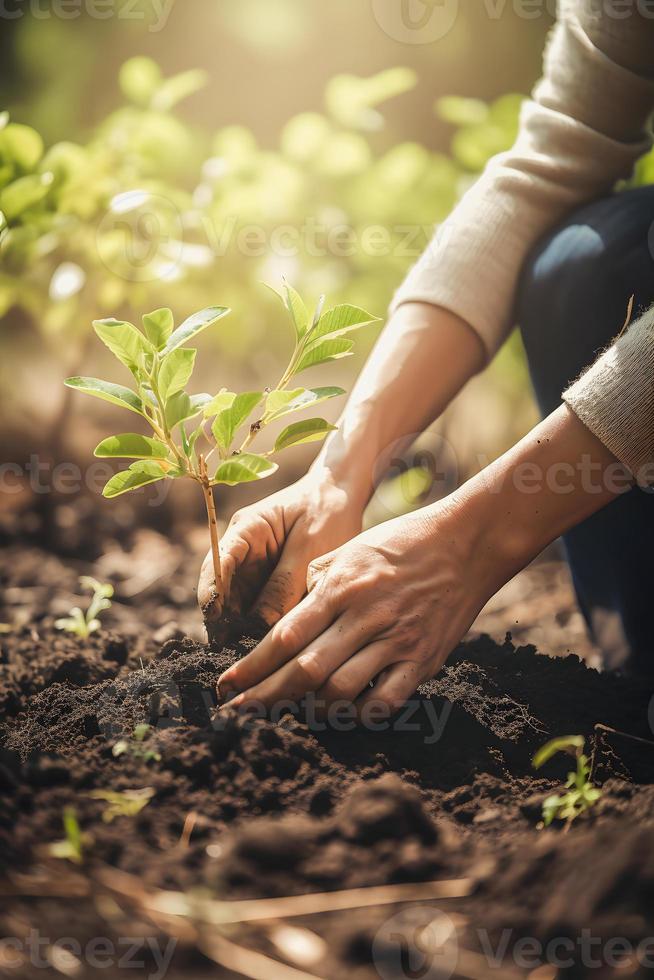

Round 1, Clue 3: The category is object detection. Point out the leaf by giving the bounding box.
[142,308,174,349]
[151,69,209,112]
[309,304,380,344]
[294,338,353,374]
[165,391,210,429]
[212,391,263,452]
[436,96,488,127]
[0,172,53,222]
[159,348,196,401]
[93,318,152,372]
[163,306,230,353]
[265,281,308,340]
[119,56,162,106]
[213,453,278,486]
[532,736,584,770]
[274,418,337,452]
[64,377,144,416]
[102,461,170,498]
[94,433,170,460]
[0,123,44,170]
[265,386,344,422]
[203,390,236,418]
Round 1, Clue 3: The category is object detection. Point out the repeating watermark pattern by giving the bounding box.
[0,0,176,31]
[371,0,654,44]
[0,931,176,980]
[0,455,171,505]
[372,910,654,976]
[373,907,459,979]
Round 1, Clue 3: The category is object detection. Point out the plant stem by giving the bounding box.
[199,455,221,595]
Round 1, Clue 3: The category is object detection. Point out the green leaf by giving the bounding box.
[93,318,152,372]
[0,123,44,170]
[94,433,170,459]
[213,453,278,486]
[102,460,170,498]
[152,69,209,112]
[294,338,354,374]
[203,390,236,418]
[274,418,336,452]
[142,308,174,349]
[265,386,344,422]
[164,391,210,429]
[265,281,308,340]
[163,306,230,353]
[309,304,380,344]
[159,347,196,401]
[119,56,162,107]
[0,172,53,222]
[64,377,144,416]
[532,736,584,770]
[212,390,263,452]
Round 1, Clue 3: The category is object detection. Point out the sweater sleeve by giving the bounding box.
[390,0,654,357]
[563,305,654,487]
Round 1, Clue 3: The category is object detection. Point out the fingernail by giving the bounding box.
[218,693,244,712]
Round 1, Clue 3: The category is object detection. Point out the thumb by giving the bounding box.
[251,548,309,627]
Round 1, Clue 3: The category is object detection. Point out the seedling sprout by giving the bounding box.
[532,735,601,829]
[55,576,113,638]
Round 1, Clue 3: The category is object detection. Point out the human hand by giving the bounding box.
[215,495,505,715]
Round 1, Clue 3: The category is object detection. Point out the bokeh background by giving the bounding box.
[1,0,651,559]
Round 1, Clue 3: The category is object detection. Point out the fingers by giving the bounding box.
[355,660,424,718]
[222,612,379,710]
[217,591,337,699]
[315,640,396,709]
[250,546,309,627]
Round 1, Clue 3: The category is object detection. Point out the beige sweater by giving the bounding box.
[392,0,654,486]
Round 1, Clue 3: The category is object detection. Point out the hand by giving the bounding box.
[198,467,365,636]
[216,497,505,715]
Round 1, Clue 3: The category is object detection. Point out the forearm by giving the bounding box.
[447,403,634,591]
[311,302,484,509]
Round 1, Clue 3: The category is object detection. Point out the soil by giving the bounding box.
[2,523,654,979]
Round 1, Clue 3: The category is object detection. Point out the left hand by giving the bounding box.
[216,496,505,717]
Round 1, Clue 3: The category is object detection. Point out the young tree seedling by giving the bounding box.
[112,723,162,762]
[47,806,90,864]
[55,576,114,638]
[532,735,601,829]
[65,282,378,635]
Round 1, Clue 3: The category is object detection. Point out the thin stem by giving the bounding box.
[199,455,221,594]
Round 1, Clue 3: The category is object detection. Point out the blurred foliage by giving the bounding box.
[2,44,652,486]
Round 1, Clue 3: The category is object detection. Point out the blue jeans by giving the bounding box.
[517,186,654,674]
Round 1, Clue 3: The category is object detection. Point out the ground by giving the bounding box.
[1,511,653,980]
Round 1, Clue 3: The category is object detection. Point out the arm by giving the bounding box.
[217,404,632,713]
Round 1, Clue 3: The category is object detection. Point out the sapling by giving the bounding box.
[88,786,155,823]
[112,723,161,762]
[55,576,113,637]
[65,282,378,638]
[47,806,89,864]
[532,735,601,829]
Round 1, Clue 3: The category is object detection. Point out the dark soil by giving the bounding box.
[2,533,654,979]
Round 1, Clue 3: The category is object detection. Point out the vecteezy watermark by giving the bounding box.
[371,0,654,44]
[94,189,436,283]
[0,0,175,31]
[371,431,459,519]
[371,912,654,976]
[0,454,171,506]
[0,931,176,980]
[373,907,459,979]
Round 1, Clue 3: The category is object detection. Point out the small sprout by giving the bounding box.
[88,786,155,823]
[55,576,114,638]
[47,806,91,864]
[112,724,161,763]
[532,735,601,829]
[65,284,379,629]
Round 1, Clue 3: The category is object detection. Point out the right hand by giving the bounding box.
[198,468,365,633]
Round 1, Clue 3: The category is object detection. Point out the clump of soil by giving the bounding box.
[2,539,654,978]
